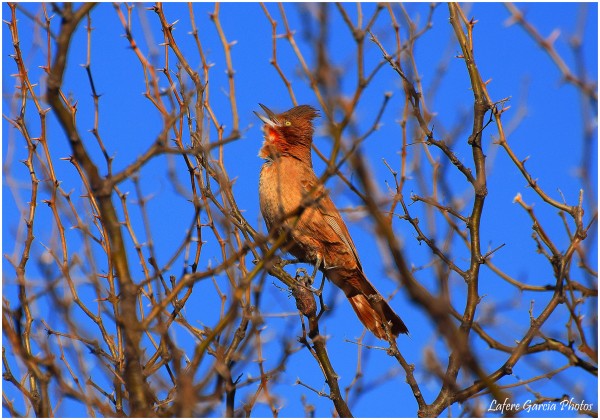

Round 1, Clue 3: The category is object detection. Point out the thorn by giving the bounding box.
[545,29,561,46]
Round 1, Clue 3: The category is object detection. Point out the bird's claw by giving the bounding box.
[294,268,322,296]
[295,268,310,284]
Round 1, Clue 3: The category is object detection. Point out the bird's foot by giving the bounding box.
[295,268,322,296]
[295,268,310,285]
[366,293,383,303]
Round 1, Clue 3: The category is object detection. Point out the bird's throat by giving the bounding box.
[258,126,284,160]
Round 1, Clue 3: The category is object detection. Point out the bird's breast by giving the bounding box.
[259,159,306,224]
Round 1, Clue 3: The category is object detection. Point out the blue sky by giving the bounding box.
[2,2,598,417]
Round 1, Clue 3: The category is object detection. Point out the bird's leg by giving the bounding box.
[309,254,323,285]
[315,272,326,296]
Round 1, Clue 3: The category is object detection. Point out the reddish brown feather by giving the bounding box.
[258,104,408,339]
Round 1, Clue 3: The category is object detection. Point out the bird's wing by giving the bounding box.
[301,178,362,269]
[322,212,362,268]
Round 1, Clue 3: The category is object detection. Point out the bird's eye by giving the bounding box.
[284,120,292,126]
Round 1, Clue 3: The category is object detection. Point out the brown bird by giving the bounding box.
[255,104,408,339]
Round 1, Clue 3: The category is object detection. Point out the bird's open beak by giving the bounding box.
[254,103,280,127]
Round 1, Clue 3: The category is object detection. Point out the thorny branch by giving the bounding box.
[2,3,596,418]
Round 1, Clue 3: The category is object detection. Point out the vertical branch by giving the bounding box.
[5,4,49,415]
[260,3,298,105]
[211,3,240,136]
[443,2,490,391]
[277,3,330,122]
[45,3,154,416]
[270,264,354,417]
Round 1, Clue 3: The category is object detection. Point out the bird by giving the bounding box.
[255,103,408,339]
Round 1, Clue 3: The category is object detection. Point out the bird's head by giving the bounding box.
[255,104,320,160]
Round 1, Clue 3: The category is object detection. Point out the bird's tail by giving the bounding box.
[342,271,408,339]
